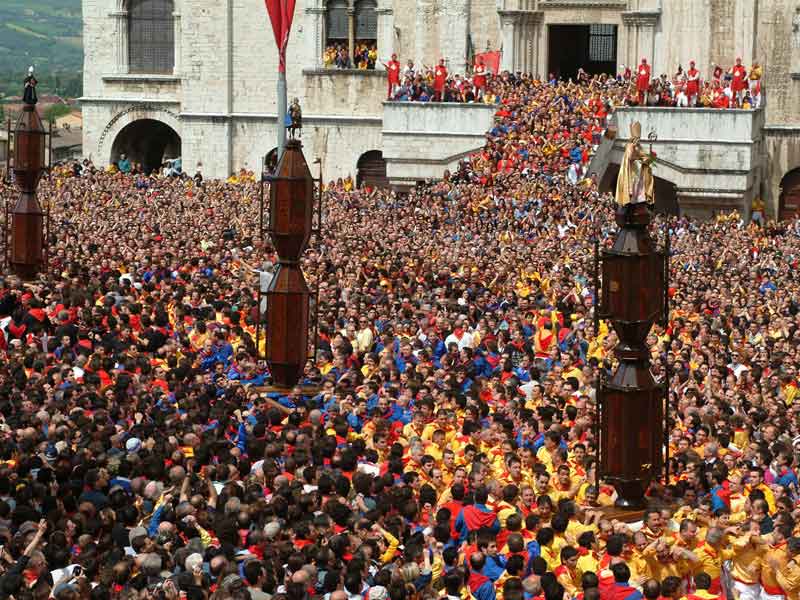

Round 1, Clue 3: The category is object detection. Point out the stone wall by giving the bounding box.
[382,102,495,186]
[763,128,800,217]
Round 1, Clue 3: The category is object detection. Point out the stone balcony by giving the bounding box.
[598,107,765,219]
[382,101,497,187]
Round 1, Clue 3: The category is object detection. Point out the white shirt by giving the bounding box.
[444,330,475,350]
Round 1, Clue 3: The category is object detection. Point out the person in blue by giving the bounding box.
[608,563,643,600]
[467,553,496,600]
[454,487,500,544]
[118,153,132,174]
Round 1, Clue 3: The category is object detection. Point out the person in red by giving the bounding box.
[434,59,448,101]
[686,60,701,107]
[730,57,747,107]
[473,56,487,94]
[383,53,401,100]
[636,58,651,104]
[711,63,723,83]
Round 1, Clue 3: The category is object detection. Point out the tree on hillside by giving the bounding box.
[43,103,71,124]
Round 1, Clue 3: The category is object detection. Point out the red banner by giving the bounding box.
[265,0,297,73]
[475,51,501,75]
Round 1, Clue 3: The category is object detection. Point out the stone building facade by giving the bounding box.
[82,0,800,218]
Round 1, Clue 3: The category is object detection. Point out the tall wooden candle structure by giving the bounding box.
[595,121,669,509]
[7,80,49,281]
[264,139,316,388]
[598,201,667,508]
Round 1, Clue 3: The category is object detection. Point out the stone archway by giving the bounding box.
[779,168,800,221]
[356,150,387,189]
[111,119,181,174]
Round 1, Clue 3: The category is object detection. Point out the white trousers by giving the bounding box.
[733,581,761,600]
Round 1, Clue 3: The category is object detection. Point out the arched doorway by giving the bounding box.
[263,148,279,176]
[779,168,800,221]
[600,164,680,216]
[356,150,388,189]
[111,118,181,174]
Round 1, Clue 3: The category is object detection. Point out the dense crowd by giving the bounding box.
[385,56,763,111]
[0,71,797,600]
[323,43,378,70]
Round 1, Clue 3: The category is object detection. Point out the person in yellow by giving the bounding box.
[773,537,800,600]
[343,174,354,192]
[693,527,731,592]
[746,467,776,513]
[554,547,580,597]
[640,538,698,582]
[729,520,765,600]
[537,527,559,571]
[536,431,561,474]
[761,524,792,599]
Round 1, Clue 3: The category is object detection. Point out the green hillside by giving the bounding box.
[0,0,83,100]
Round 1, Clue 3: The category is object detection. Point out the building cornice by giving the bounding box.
[540,0,627,9]
[78,97,180,105]
[102,74,182,84]
[621,10,661,25]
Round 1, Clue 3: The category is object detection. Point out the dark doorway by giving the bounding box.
[356,150,388,189]
[263,148,279,176]
[548,24,617,80]
[779,168,800,221]
[111,119,181,174]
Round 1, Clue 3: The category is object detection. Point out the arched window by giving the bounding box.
[355,0,377,43]
[326,0,349,45]
[129,0,175,74]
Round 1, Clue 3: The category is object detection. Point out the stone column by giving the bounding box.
[499,11,519,73]
[530,11,543,78]
[622,10,660,71]
[305,1,326,68]
[348,9,355,66]
[376,0,394,69]
[173,12,182,76]
[439,0,470,75]
[110,11,129,74]
[415,0,435,66]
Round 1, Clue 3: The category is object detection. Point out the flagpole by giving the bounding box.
[265,0,296,163]
[277,71,287,161]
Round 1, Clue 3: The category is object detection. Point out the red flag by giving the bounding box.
[476,51,501,75]
[265,0,297,73]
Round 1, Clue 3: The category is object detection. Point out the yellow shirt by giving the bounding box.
[729,534,763,585]
[761,542,789,593]
[694,542,731,581]
[776,558,800,600]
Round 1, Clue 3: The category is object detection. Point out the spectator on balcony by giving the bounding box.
[402,59,416,80]
[323,46,336,67]
[730,57,748,106]
[335,45,351,69]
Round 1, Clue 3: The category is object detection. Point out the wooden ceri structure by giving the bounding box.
[4,105,52,281]
[262,139,321,388]
[596,201,669,509]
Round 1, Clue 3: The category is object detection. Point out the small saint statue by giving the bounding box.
[288,98,302,139]
[615,120,655,206]
[23,66,38,106]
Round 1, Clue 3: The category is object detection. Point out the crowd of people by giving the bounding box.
[622,58,763,109]
[0,68,797,600]
[323,43,378,70]
[383,55,763,111]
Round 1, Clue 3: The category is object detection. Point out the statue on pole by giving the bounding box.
[23,66,38,106]
[615,121,655,206]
